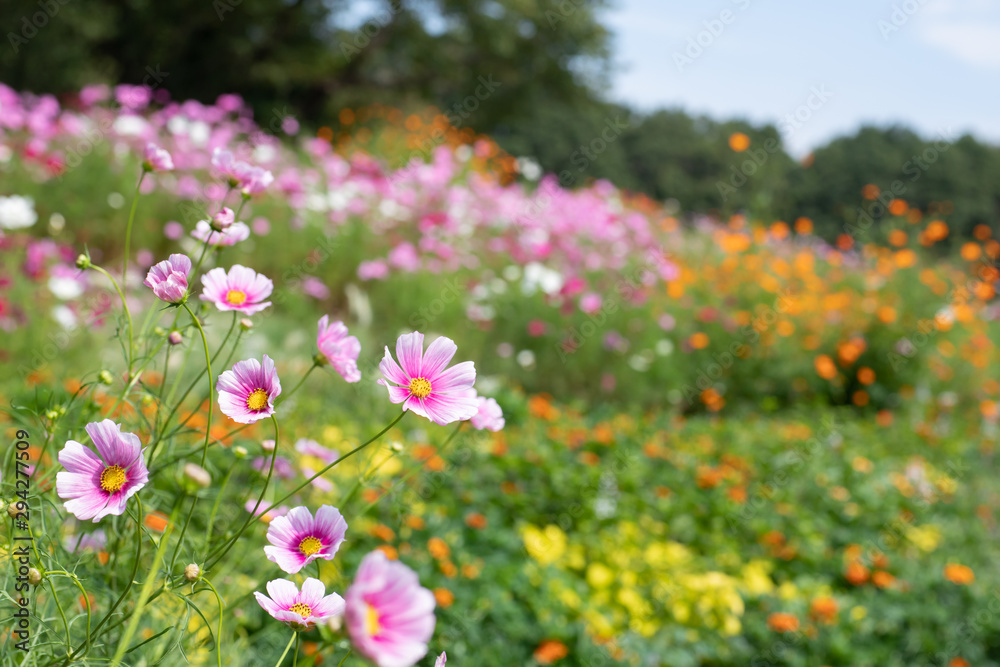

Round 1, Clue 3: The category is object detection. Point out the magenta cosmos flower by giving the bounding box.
[255,578,345,632]
[471,396,505,432]
[56,420,149,523]
[345,551,436,667]
[264,505,348,574]
[143,142,173,172]
[216,354,281,423]
[317,315,361,383]
[191,219,251,246]
[200,265,273,315]
[143,253,190,304]
[378,332,478,426]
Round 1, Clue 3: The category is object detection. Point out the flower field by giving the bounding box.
[1,85,999,666]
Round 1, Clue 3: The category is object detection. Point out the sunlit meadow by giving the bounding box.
[1,85,999,666]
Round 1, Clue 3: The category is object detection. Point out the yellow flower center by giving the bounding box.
[226,290,247,305]
[289,602,312,618]
[100,465,127,493]
[408,377,432,399]
[246,388,268,411]
[298,536,323,556]
[365,603,382,636]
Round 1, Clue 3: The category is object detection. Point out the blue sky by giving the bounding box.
[602,0,1000,155]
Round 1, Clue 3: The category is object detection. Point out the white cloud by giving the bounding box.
[915,0,1000,69]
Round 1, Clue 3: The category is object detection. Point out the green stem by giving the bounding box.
[182,303,215,466]
[92,265,136,381]
[293,634,300,667]
[275,633,296,667]
[204,415,280,570]
[203,463,237,559]
[199,577,226,667]
[336,649,353,667]
[276,363,319,406]
[122,170,146,294]
[63,496,145,665]
[259,411,406,518]
[110,503,179,666]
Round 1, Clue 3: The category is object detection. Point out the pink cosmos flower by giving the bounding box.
[471,396,505,432]
[211,206,235,231]
[295,439,339,464]
[143,253,190,304]
[216,354,281,423]
[245,499,288,522]
[264,505,348,574]
[241,165,274,195]
[345,551,436,667]
[64,529,107,554]
[56,420,149,523]
[435,654,446,667]
[317,315,361,383]
[200,265,273,315]
[378,332,478,425]
[255,577,345,632]
[143,142,173,172]
[191,219,251,246]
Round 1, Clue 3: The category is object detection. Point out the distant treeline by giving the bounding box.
[2,0,996,241]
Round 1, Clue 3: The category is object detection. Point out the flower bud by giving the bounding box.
[261,439,275,452]
[28,568,42,586]
[183,463,211,489]
[168,331,183,346]
[98,370,114,385]
[184,563,201,581]
[390,441,404,452]
[8,503,20,518]
[75,253,92,270]
[239,318,254,331]
[326,614,343,633]
[233,446,248,459]
[210,207,235,231]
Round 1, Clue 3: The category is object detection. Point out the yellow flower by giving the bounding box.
[521,524,567,566]
[850,605,868,621]
[905,524,942,552]
[586,563,615,589]
[740,560,775,596]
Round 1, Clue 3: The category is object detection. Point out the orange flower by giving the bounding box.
[794,217,813,235]
[371,524,395,542]
[845,561,869,585]
[690,332,710,349]
[433,587,455,608]
[405,515,426,530]
[810,596,838,624]
[143,511,169,533]
[950,658,970,667]
[729,132,750,152]
[375,545,398,560]
[888,229,908,246]
[427,537,450,560]
[727,486,747,503]
[944,563,974,585]
[814,354,837,380]
[528,394,559,421]
[857,367,876,385]
[465,512,488,530]
[696,465,723,489]
[872,570,895,588]
[767,613,800,633]
[533,640,569,664]
[888,199,908,216]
